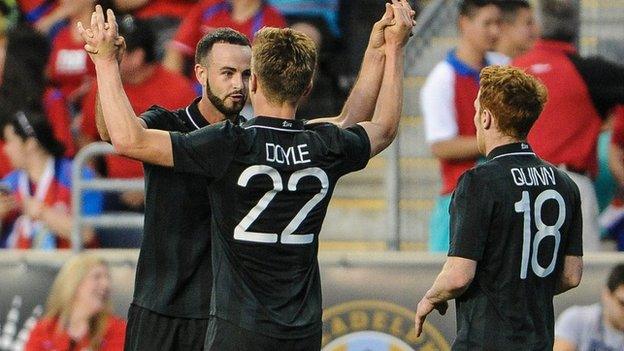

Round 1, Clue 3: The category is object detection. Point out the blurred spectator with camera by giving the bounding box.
[0,110,102,249]
[24,253,126,351]
[554,263,624,351]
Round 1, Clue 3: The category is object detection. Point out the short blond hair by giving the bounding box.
[479,65,548,139]
[252,27,317,105]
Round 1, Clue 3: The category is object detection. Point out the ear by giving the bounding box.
[482,109,493,130]
[194,63,207,87]
[250,73,258,93]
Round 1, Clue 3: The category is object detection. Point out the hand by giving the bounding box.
[22,198,44,221]
[385,0,416,49]
[414,297,447,337]
[368,2,416,52]
[77,5,120,64]
[0,193,16,219]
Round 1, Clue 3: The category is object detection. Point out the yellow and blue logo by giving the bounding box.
[322,300,450,351]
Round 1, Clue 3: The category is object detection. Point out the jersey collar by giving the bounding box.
[446,49,487,82]
[244,116,305,132]
[185,97,209,130]
[487,142,535,161]
[185,97,246,129]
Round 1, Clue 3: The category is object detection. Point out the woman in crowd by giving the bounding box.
[0,110,101,248]
[25,253,126,351]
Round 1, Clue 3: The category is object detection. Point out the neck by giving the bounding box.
[123,64,156,85]
[456,41,486,70]
[496,41,521,59]
[26,151,51,183]
[198,97,230,124]
[484,135,522,157]
[252,95,297,120]
[231,0,262,22]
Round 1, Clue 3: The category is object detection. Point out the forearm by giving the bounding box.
[94,61,146,153]
[424,271,468,304]
[430,137,480,160]
[337,48,385,127]
[95,93,110,142]
[370,46,404,146]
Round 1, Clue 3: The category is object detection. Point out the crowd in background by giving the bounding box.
[0,0,372,249]
[1,0,624,253]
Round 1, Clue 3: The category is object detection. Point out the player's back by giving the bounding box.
[449,142,583,351]
[171,116,370,338]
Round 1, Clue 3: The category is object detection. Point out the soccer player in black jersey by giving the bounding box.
[415,65,584,350]
[80,1,414,349]
[81,2,412,350]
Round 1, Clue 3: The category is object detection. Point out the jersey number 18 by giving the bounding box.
[514,190,565,279]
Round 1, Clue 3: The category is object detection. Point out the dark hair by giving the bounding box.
[195,28,251,65]
[607,264,624,292]
[459,0,500,17]
[498,0,531,23]
[538,0,579,43]
[2,110,65,157]
[118,15,156,63]
[0,25,50,113]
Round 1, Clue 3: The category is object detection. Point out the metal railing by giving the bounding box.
[71,142,144,252]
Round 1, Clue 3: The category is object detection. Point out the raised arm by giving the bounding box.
[358,0,413,157]
[79,6,172,166]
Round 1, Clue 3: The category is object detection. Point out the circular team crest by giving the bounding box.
[322,300,450,351]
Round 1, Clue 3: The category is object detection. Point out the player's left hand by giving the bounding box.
[384,0,416,48]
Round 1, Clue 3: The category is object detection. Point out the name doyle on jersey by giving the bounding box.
[511,166,556,186]
[266,143,311,165]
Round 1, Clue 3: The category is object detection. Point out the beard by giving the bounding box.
[205,78,246,119]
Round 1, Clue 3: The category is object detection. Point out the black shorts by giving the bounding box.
[124,303,209,351]
[204,317,322,351]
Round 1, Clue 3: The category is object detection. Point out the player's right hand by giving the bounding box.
[414,296,434,337]
[384,0,415,48]
[77,5,120,64]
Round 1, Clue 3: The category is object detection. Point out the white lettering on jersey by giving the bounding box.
[265,143,311,165]
[56,50,87,73]
[511,167,556,186]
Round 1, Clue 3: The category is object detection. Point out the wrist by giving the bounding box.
[94,59,120,71]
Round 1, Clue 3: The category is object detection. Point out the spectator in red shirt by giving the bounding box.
[25,253,126,351]
[513,0,624,251]
[80,16,195,210]
[163,0,286,74]
[46,0,101,105]
[113,0,196,60]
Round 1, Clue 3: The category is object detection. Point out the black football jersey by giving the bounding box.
[449,142,583,350]
[132,98,245,319]
[170,116,371,338]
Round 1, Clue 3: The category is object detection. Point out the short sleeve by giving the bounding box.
[171,121,240,178]
[564,180,583,256]
[554,306,582,346]
[140,106,172,130]
[421,61,459,144]
[336,124,371,176]
[448,171,493,261]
